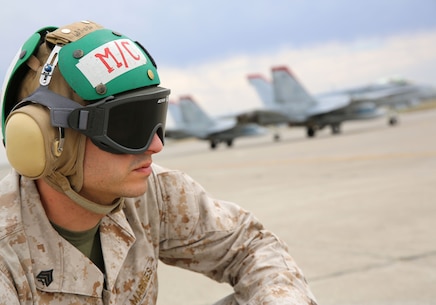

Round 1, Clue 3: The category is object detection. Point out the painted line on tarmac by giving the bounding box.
[310,250,436,282]
[199,150,436,170]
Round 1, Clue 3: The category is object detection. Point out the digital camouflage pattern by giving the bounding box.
[0,163,317,304]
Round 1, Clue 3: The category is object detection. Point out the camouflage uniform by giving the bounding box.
[0,163,317,305]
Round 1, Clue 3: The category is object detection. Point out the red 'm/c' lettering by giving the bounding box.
[94,40,142,73]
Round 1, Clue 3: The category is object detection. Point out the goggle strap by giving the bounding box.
[14,86,82,128]
[67,97,113,135]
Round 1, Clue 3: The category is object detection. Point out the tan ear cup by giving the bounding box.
[5,104,59,179]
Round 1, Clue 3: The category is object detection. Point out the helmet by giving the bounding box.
[1,20,171,214]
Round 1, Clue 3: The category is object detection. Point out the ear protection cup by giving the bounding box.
[5,104,60,179]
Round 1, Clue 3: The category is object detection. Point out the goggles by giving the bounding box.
[12,85,170,154]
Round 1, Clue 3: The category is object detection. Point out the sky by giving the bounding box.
[1,0,436,119]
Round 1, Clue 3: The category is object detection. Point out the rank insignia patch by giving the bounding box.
[36,269,54,287]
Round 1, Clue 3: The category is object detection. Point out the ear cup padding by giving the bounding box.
[5,104,57,178]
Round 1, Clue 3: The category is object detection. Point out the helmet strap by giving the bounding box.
[46,171,124,215]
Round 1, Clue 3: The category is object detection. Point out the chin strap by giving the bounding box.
[64,188,123,215]
[45,172,124,215]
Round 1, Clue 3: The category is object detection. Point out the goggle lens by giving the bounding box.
[107,97,167,150]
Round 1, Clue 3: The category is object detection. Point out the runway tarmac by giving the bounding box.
[0,108,434,304]
[153,108,436,305]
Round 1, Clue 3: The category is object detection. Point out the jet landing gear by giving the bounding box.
[307,126,317,138]
[331,123,341,135]
[210,139,219,149]
[387,110,399,126]
[307,123,340,138]
[388,116,398,126]
[209,139,234,150]
[272,127,282,141]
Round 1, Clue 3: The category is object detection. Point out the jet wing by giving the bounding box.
[307,93,351,116]
[235,109,291,125]
[164,128,194,140]
[350,85,420,102]
[205,119,237,135]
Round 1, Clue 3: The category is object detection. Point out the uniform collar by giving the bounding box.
[20,176,136,296]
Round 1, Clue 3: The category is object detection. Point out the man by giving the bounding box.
[0,20,317,304]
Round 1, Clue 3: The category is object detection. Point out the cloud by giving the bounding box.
[160,30,436,116]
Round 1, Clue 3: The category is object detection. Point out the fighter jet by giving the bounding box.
[336,76,436,113]
[165,95,266,149]
[242,66,433,140]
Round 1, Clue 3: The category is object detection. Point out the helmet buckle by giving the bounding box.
[39,45,62,86]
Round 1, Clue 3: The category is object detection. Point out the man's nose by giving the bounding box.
[147,133,164,154]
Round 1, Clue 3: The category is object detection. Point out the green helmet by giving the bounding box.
[1,20,170,215]
[1,20,164,140]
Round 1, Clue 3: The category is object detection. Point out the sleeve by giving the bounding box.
[156,169,317,305]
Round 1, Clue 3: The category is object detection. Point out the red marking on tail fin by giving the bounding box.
[179,95,198,104]
[247,73,268,80]
[271,65,294,76]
